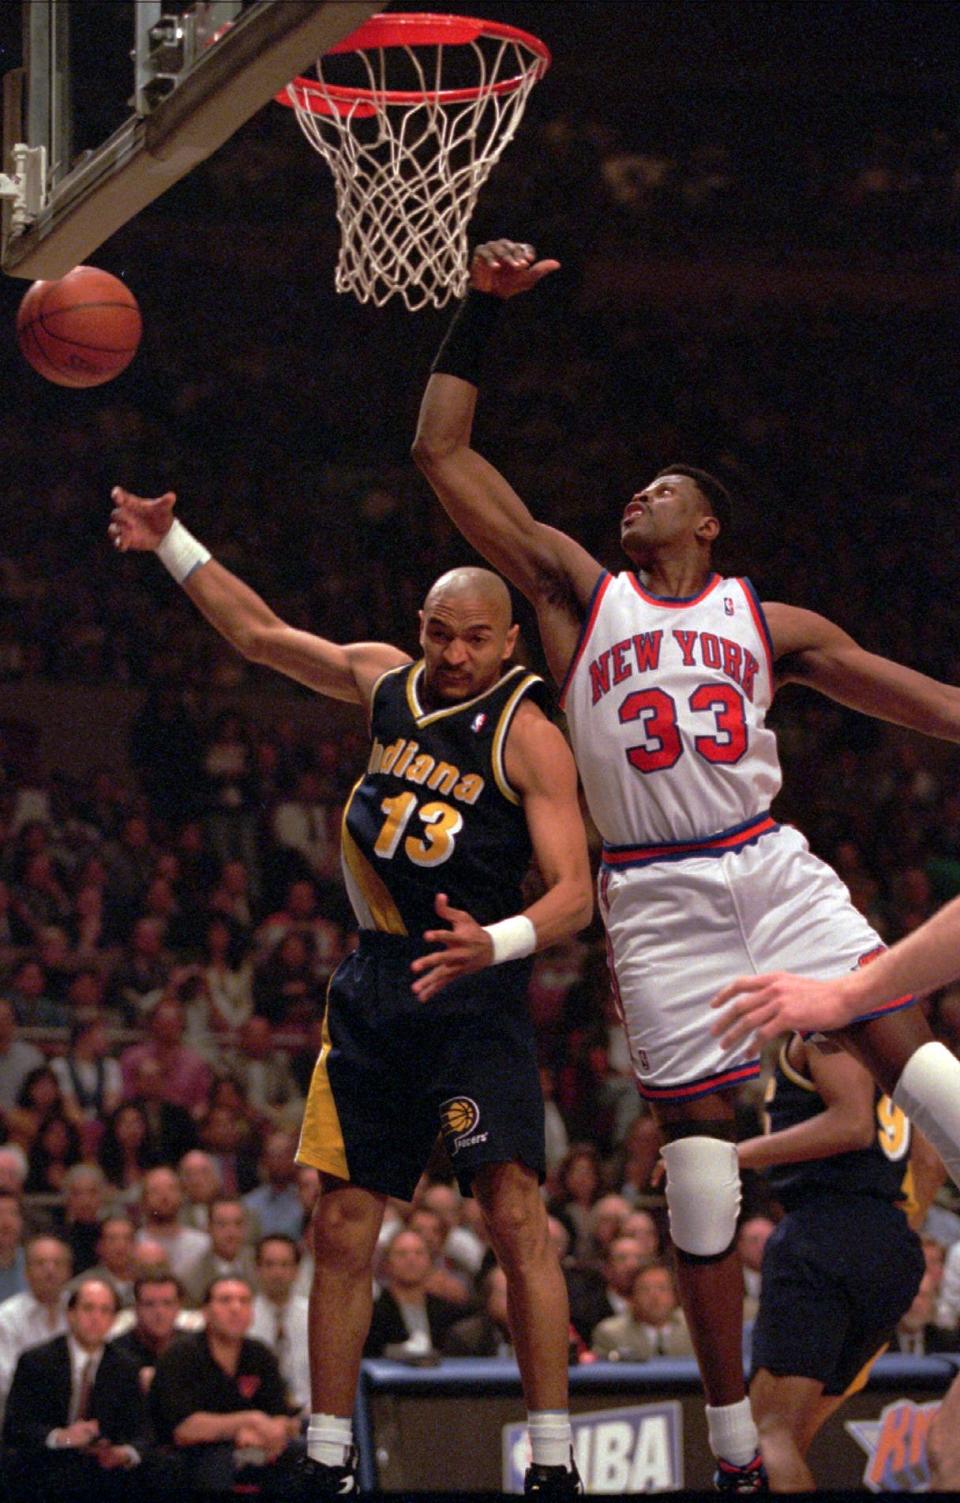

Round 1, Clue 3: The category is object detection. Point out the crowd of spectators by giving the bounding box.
[0,55,959,1493]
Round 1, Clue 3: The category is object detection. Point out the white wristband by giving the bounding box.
[155,518,211,584]
[483,914,536,965]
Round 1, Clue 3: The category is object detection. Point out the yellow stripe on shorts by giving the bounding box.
[296,1003,349,1181]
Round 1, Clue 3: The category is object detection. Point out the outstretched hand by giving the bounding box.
[470,239,560,299]
[710,971,854,1052]
[108,486,177,552]
[410,892,495,1002]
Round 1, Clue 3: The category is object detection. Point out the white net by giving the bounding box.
[285,22,548,311]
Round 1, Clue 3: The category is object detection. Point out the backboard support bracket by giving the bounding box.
[0,143,46,233]
[2,0,381,280]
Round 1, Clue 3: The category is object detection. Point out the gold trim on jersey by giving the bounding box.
[899,1160,921,1228]
[491,672,541,806]
[296,992,349,1181]
[369,660,412,721]
[778,1036,818,1093]
[842,1342,889,1400]
[340,783,408,935]
[405,661,530,727]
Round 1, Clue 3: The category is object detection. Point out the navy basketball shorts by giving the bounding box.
[297,932,545,1200]
[750,1192,924,1395]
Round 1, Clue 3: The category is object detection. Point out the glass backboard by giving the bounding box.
[1,0,382,279]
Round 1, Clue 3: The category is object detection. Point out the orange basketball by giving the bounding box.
[16,265,142,388]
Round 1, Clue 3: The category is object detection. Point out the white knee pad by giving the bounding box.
[661,1136,741,1257]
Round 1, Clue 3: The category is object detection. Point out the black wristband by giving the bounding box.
[430,288,503,385]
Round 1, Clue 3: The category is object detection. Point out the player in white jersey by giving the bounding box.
[413,238,960,1492]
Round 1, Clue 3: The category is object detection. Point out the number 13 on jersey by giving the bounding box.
[374,791,463,867]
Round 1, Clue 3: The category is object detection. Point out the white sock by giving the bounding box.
[307,1412,354,1467]
[892,1041,960,1185]
[528,1410,572,1468]
[705,1397,758,1466]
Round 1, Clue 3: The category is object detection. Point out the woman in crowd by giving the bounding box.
[24,1107,82,1193]
[97,1100,154,1200]
[5,1064,66,1154]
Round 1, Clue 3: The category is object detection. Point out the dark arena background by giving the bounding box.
[0,1,959,1494]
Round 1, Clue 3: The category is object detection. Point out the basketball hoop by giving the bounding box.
[276,13,550,311]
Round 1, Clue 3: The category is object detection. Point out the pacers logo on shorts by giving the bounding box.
[440,1096,489,1154]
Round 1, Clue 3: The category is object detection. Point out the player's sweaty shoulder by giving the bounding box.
[503,695,576,793]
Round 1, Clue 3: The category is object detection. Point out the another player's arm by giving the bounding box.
[737,1039,875,1173]
[712,891,960,1050]
[410,701,593,1001]
[907,1127,944,1230]
[767,601,960,739]
[109,487,407,706]
[413,241,601,682]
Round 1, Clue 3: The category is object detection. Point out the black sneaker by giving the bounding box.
[297,1448,360,1495]
[524,1455,584,1498]
[714,1453,768,1493]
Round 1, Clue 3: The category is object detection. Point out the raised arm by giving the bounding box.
[108,488,407,707]
[767,601,960,740]
[410,700,593,1001]
[413,241,602,684]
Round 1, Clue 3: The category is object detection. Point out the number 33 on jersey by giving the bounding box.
[560,571,782,852]
[341,663,547,937]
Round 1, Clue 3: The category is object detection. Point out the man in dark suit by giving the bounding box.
[2,1275,151,1500]
[365,1227,463,1358]
[110,1274,191,1394]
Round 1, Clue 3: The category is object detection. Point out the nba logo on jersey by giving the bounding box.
[471,712,487,733]
[723,597,735,615]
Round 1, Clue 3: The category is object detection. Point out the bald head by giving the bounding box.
[424,567,512,630]
[419,567,519,706]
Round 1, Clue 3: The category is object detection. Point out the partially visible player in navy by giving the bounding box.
[107,487,592,1499]
[414,237,960,1491]
[712,890,960,1491]
[739,1035,926,1490]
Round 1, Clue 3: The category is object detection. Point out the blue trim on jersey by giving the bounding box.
[557,568,610,706]
[739,577,776,668]
[850,997,917,1024]
[825,994,918,1030]
[601,810,779,869]
[628,571,721,606]
[636,1056,762,1103]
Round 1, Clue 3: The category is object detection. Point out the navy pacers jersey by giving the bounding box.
[764,1038,914,1210]
[341,662,547,939]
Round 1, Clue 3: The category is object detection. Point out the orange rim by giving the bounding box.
[274,11,550,116]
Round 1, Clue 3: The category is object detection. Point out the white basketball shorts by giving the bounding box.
[598,820,913,1104]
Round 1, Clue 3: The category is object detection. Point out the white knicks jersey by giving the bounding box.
[559,570,782,853]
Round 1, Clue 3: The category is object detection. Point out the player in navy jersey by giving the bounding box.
[107,488,592,1498]
[713,889,960,1491]
[739,1035,925,1490]
[414,238,960,1490]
